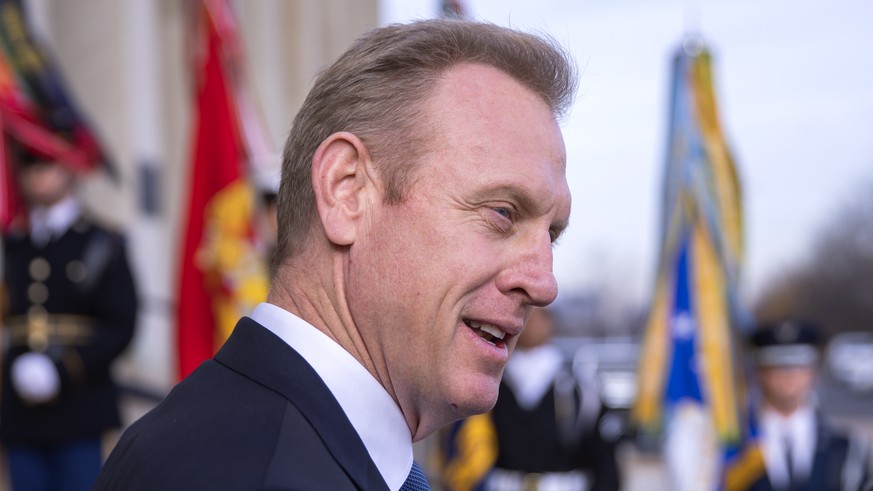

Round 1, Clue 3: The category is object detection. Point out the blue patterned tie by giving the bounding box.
[399,461,431,491]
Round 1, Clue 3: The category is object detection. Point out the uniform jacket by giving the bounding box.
[490,374,621,491]
[94,317,389,491]
[1,215,137,445]
[745,416,870,491]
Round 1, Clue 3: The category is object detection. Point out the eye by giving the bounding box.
[492,207,513,220]
[482,204,517,235]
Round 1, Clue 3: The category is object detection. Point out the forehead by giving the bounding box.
[418,63,570,215]
[18,162,73,177]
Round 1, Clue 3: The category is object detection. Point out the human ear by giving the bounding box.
[311,132,374,246]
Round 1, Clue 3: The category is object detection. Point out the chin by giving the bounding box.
[450,379,500,418]
[415,379,499,440]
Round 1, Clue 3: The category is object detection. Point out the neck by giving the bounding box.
[30,193,75,213]
[763,399,806,418]
[269,246,436,440]
[268,248,396,401]
[269,255,348,344]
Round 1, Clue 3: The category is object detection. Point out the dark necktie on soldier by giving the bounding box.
[784,433,795,491]
[400,461,431,491]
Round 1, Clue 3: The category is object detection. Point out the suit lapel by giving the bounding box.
[214,317,388,491]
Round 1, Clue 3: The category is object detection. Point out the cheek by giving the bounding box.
[347,212,445,335]
[20,174,40,193]
[787,372,814,391]
[368,210,485,292]
[761,371,810,396]
[760,374,784,393]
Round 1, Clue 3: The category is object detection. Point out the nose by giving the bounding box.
[495,231,558,307]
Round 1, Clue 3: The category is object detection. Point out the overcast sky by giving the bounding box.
[380,0,873,308]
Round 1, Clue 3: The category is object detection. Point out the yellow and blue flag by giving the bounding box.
[438,415,497,491]
[633,40,758,490]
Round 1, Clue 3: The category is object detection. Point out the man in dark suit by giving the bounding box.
[742,319,870,491]
[96,18,578,491]
[1,152,138,491]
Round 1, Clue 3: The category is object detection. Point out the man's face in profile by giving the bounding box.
[346,63,571,438]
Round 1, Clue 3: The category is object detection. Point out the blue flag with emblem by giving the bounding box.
[664,234,703,406]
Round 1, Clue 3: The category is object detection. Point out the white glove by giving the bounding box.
[10,352,61,404]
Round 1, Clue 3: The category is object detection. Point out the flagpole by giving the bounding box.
[21,0,52,45]
[683,0,704,56]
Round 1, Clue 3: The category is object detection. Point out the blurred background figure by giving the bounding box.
[252,156,281,276]
[741,319,870,491]
[441,307,621,491]
[0,0,136,488]
[1,149,137,491]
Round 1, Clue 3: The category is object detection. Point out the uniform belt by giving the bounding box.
[486,468,590,491]
[5,314,95,351]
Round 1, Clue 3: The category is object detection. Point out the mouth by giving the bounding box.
[464,319,507,348]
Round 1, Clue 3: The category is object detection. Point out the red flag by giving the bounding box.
[177,2,266,379]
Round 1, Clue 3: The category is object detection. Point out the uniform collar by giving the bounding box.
[760,403,817,484]
[29,196,81,245]
[503,344,565,410]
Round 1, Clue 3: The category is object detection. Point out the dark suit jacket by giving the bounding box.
[745,417,870,491]
[95,317,389,491]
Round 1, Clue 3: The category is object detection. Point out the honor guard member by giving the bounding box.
[442,307,621,491]
[745,319,870,491]
[487,307,620,491]
[1,150,138,491]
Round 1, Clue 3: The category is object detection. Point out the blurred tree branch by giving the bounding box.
[754,179,873,338]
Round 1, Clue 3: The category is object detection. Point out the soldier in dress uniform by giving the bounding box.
[441,307,621,491]
[1,150,137,491]
[744,319,870,491]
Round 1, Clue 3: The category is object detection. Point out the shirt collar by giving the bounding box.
[760,403,817,481]
[250,302,413,490]
[29,195,81,239]
[503,344,564,410]
[761,403,815,432]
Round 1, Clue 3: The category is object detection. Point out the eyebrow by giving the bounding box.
[551,219,569,242]
[475,182,570,240]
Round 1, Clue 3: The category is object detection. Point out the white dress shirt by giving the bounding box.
[760,404,817,488]
[249,302,413,491]
[502,344,565,410]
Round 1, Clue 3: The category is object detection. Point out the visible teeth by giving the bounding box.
[480,324,505,340]
[465,320,506,341]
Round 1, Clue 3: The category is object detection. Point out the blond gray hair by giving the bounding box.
[275,18,576,265]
